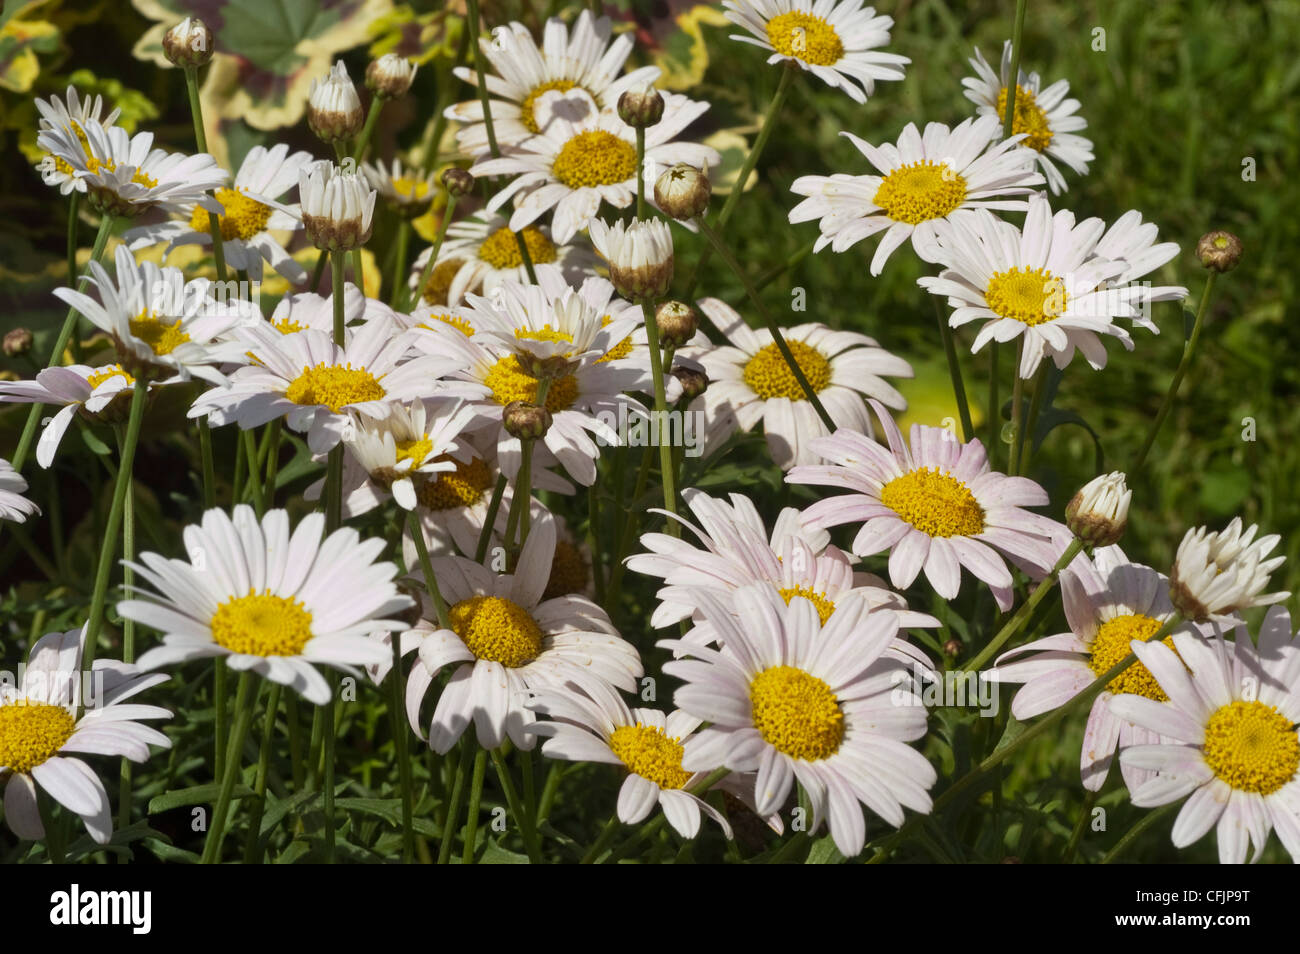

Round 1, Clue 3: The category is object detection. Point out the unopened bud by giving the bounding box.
[1196,230,1242,273]
[655,301,697,348]
[589,218,674,302]
[671,365,708,401]
[503,400,552,441]
[942,639,961,659]
[617,84,664,128]
[654,163,711,221]
[307,62,364,143]
[3,328,33,357]
[366,53,417,99]
[1066,471,1131,547]
[441,167,475,198]
[162,17,213,68]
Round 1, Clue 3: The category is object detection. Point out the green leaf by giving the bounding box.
[805,834,845,864]
[479,838,531,864]
[148,782,256,813]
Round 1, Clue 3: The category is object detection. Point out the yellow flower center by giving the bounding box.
[544,539,590,600]
[129,312,190,356]
[189,187,273,242]
[0,701,77,774]
[285,364,386,412]
[778,585,836,626]
[416,455,493,510]
[985,266,1068,326]
[1202,700,1300,795]
[515,324,574,345]
[880,467,986,538]
[749,665,845,761]
[742,340,831,401]
[394,436,433,467]
[421,258,467,306]
[597,314,633,362]
[484,355,578,413]
[86,364,134,390]
[552,130,638,189]
[873,160,968,225]
[448,595,543,668]
[996,85,1054,152]
[478,225,559,270]
[764,10,844,66]
[391,175,430,202]
[520,79,582,134]
[418,312,476,337]
[608,724,693,790]
[1086,613,1172,701]
[210,590,315,657]
[274,318,307,334]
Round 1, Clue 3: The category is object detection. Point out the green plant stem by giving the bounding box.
[1101,803,1176,864]
[605,445,654,603]
[263,421,282,507]
[962,538,1083,673]
[1063,788,1097,864]
[1131,271,1218,472]
[408,509,451,629]
[197,420,216,508]
[490,748,542,863]
[65,191,80,286]
[1020,365,1047,474]
[695,217,835,430]
[183,65,228,282]
[935,297,973,442]
[200,670,258,864]
[987,343,1001,466]
[465,0,500,159]
[325,253,347,533]
[389,219,411,308]
[81,378,148,678]
[214,661,227,779]
[635,126,647,219]
[389,631,415,863]
[116,447,136,839]
[407,194,459,311]
[353,97,385,163]
[580,815,621,864]
[474,474,508,563]
[1007,342,1026,475]
[1003,0,1029,140]
[461,746,488,864]
[242,682,281,864]
[309,249,328,291]
[241,430,265,515]
[512,229,538,284]
[639,300,681,531]
[682,64,793,300]
[438,740,471,864]
[323,685,337,863]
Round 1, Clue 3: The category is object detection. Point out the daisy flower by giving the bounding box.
[1093,209,1188,333]
[37,121,227,218]
[962,42,1093,194]
[723,0,909,104]
[1112,608,1300,864]
[0,626,171,844]
[402,514,642,753]
[1169,517,1289,625]
[408,211,601,307]
[123,143,315,284]
[189,317,479,454]
[470,88,719,243]
[789,115,1043,275]
[124,506,413,705]
[919,196,1147,379]
[986,546,1211,792]
[362,158,436,218]
[35,85,120,195]
[0,459,39,524]
[788,400,1066,610]
[686,297,913,468]
[445,10,661,155]
[0,364,143,467]
[661,585,935,857]
[52,246,255,384]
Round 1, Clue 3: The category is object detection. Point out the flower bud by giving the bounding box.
[654,163,711,221]
[671,365,708,401]
[1196,230,1242,273]
[299,161,376,251]
[1065,471,1131,547]
[588,217,674,302]
[503,401,553,441]
[366,53,417,99]
[441,166,475,198]
[655,301,697,348]
[3,328,33,357]
[617,84,664,128]
[163,17,214,69]
[942,639,962,659]
[1169,517,1288,624]
[307,62,364,144]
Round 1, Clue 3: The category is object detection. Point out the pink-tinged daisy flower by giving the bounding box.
[0,626,171,844]
[0,459,39,524]
[1113,608,1300,864]
[962,42,1093,195]
[1092,210,1188,334]
[0,364,144,467]
[1169,517,1290,626]
[986,545,1212,792]
[723,0,908,104]
[685,297,912,468]
[124,506,413,706]
[403,514,642,753]
[788,400,1066,610]
[661,585,935,857]
[789,115,1043,275]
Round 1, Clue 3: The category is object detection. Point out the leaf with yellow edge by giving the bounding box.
[0,11,59,93]
[701,128,753,198]
[367,6,464,66]
[643,4,729,93]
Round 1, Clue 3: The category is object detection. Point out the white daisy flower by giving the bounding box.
[919,196,1150,379]
[789,115,1044,275]
[124,506,413,705]
[1169,517,1290,625]
[686,297,912,469]
[962,42,1094,194]
[470,88,719,243]
[35,85,121,195]
[661,585,935,857]
[0,459,39,524]
[0,364,144,467]
[408,211,601,307]
[123,143,315,284]
[298,160,376,251]
[403,514,642,753]
[37,121,227,218]
[188,317,479,455]
[362,158,436,217]
[1112,608,1300,864]
[445,10,661,155]
[986,546,1212,792]
[52,245,255,385]
[0,626,171,845]
[1093,209,1188,333]
[787,400,1067,611]
[723,0,909,104]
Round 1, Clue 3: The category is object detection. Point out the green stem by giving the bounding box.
[438,740,471,864]
[200,670,258,864]
[465,0,500,159]
[461,746,488,864]
[325,253,347,533]
[263,421,282,507]
[1020,365,1047,474]
[474,473,508,564]
[580,815,621,864]
[1008,342,1026,475]
[605,444,654,604]
[389,630,415,863]
[214,660,227,779]
[116,448,136,837]
[65,191,80,287]
[389,219,411,308]
[935,297,973,442]
[635,126,647,220]
[309,249,329,292]
[323,686,337,863]
[353,97,385,163]
[490,748,542,863]
[1100,803,1176,864]
[183,65,227,282]
[407,509,451,629]
[1002,0,1029,140]
[1063,788,1097,864]
[512,230,538,284]
[639,300,681,530]
[242,682,281,864]
[242,429,265,515]
[987,343,1001,468]
[197,419,216,508]
[407,194,458,311]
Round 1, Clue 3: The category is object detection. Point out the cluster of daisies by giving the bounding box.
[0,1,1291,865]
